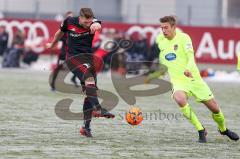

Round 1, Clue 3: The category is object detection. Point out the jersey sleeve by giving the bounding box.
[60,17,69,33]
[147,71,163,81]
[183,33,195,70]
[146,62,167,81]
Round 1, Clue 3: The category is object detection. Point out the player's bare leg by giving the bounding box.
[173,91,188,107]
[202,98,239,141]
[173,90,207,143]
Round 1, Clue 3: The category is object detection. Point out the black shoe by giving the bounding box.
[80,127,92,137]
[50,86,56,92]
[219,129,239,141]
[92,107,115,119]
[71,76,79,87]
[198,128,207,143]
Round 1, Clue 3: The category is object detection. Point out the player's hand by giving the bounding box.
[184,70,193,78]
[46,42,54,49]
[90,22,101,34]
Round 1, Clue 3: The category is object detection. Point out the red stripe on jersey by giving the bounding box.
[67,24,89,34]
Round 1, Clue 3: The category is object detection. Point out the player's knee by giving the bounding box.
[84,77,97,96]
[211,101,219,113]
[173,93,187,107]
[85,77,95,85]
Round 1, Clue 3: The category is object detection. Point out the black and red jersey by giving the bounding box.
[58,34,67,60]
[60,16,101,61]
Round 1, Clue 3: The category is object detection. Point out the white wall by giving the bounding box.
[0,0,36,13]
[176,0,222,26]
[0,0,72,14]
[122,0,176,24]
[0,0,236,26]
[38,0,69,14]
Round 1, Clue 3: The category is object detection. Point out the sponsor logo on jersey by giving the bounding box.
[165,53,177,61]
[69,32,89,37]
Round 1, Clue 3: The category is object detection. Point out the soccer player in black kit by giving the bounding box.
[50,11,78,91]
[47,8,115,137]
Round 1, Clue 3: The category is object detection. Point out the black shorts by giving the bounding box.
[66,56,97,85]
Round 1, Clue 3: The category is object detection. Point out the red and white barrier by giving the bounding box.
[1,18,239,64]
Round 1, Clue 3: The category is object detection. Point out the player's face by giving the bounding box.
[79,16,93,29]
[160,22,176,39]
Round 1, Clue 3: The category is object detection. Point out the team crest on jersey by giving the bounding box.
[174,44,178,51]
[165,53,176,61]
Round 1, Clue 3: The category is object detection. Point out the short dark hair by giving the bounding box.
[65,11,73,18]
[79,8,94,18]
[159,16,177,26]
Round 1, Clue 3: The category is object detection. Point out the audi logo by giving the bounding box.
[104,25,182,45]
[0,20,49,53]
[126,25,162,45]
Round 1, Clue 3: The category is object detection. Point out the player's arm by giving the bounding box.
[144,69,165,84]
[145,37,167,83]
[90,18,101,33]
[46,29,65,49]
[145,63,168,83]
[46,17,68,49]
[183,34,195,78]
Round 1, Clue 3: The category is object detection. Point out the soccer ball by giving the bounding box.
[125,106,143,125]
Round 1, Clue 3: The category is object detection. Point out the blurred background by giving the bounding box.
[1,1,240,158]
[1,0,240,26]
[0,0,240,26]
[0,0,240,81]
